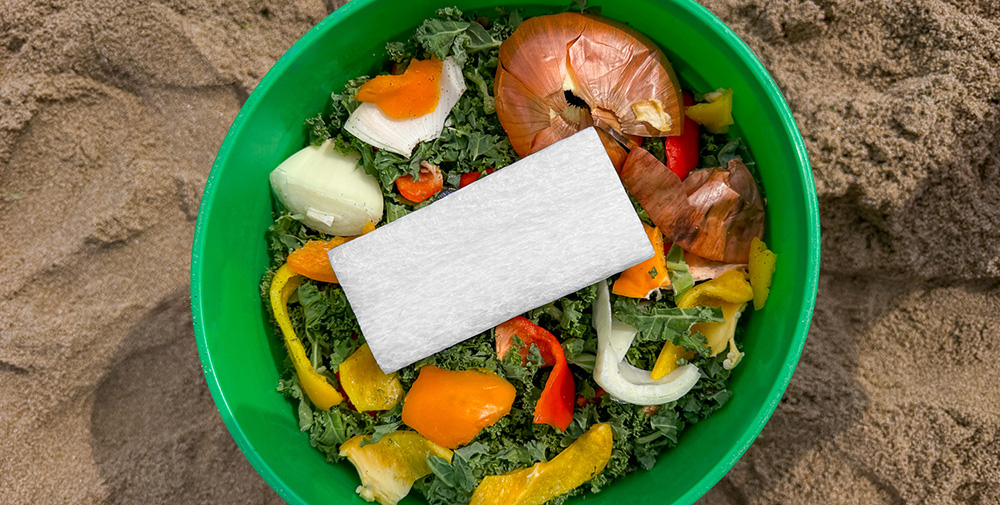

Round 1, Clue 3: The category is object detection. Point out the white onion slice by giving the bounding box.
[592,280,700,405]
[344,58,466,157]
[269,139,383,236]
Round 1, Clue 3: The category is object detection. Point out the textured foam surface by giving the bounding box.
[329,128,654,373]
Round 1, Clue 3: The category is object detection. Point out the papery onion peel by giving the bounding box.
[620,148,764,263]
[495,13,683,167]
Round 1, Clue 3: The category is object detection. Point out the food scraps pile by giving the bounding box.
[262,6,777,505]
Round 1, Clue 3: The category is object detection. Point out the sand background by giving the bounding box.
[1,0,998,503]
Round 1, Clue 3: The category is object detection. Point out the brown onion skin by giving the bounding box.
[620,148,764,264]
[495,13,683,164]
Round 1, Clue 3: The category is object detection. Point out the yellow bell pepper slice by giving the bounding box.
[339,343,405,412]
[676,269,753,309]
[340,430,453,505]
[268,264,343,410]
[652,270,754,377]
[650,340,696,380]
[659,269,753,367]
[612,223,670,298]
[691,301,743,358]
[748,237,776,310]
[470,423,613,505]
[685,88,734,134]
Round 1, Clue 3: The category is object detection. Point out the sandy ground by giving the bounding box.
[1,0,999,504]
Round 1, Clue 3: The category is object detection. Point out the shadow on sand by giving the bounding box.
[90,287,283,505]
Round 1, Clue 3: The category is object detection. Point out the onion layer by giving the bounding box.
[269,139,383,236]
[592,280,700,405]
[345,58,466,157]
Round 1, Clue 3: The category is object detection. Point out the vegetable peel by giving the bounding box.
[686,250,747,282]
[620,148,764,263]
[631,99,672,132]
[495,13,682,164]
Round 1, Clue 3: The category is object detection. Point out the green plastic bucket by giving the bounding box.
[191,0,820,504]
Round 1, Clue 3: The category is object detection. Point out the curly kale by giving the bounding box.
[304,7,518,212]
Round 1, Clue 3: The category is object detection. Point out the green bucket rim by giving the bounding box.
[190,1,820,504]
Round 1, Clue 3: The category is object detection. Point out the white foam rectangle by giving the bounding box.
[328,128,653,373]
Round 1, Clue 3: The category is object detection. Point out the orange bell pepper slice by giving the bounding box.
[612,223,670,298]
[286,221,375,283]
[395,161,443,203]
[355,57,442,119]
[401,366,515,449]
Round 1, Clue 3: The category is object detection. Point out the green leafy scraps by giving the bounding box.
[415,8,503,66]
[665,244,694,298]
[304,114,332,146]
[612,298,721,356]
[359,421,401,447]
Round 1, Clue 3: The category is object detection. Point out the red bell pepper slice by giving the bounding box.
[459,172,479,188]
[458,168,496,188]
[576,387,606,407]
[664,92,699,180]
[495,316,575,431]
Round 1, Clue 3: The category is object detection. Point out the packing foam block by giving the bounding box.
[328,127,654,373]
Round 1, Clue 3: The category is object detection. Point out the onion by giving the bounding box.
[344,58,466,157]
[592,280,700,405]
[686,252,746,282]
[495,13,683,165]
[619,148,764,263]
[269,139,383,236]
